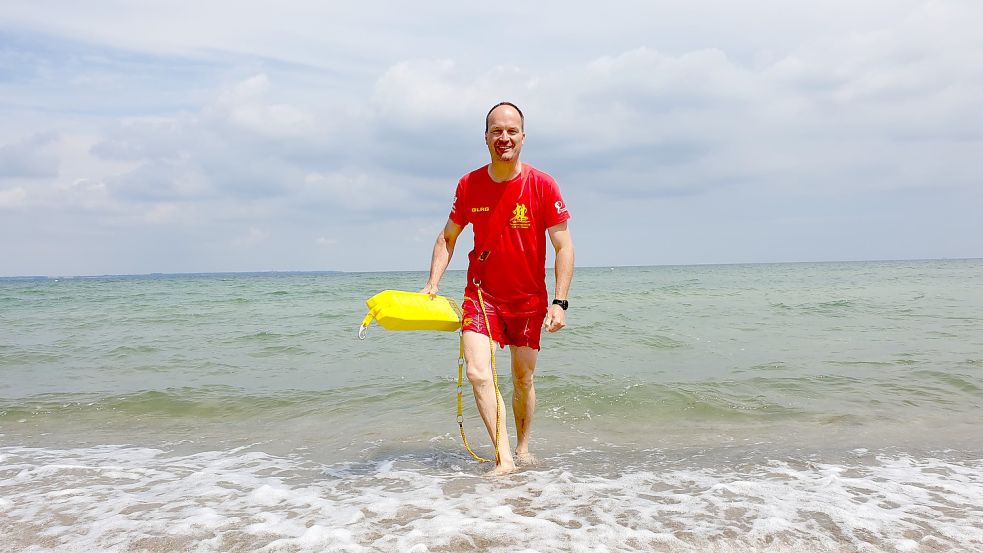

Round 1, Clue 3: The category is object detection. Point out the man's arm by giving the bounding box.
[545,221,574,332]
[421,219,463,297]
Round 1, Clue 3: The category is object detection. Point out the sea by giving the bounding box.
[1,260,981,553]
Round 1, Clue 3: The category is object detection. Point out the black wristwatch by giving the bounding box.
[552,299,569,310]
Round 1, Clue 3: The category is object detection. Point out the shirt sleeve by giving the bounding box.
[540,174,571,229]
[448,177,468,227]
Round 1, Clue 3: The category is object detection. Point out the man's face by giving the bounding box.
[485,106,525,163]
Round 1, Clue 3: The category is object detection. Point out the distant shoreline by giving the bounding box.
[0,270,346,282]
[2,257,980,281]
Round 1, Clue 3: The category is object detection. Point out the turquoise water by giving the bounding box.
[1,261,982,551]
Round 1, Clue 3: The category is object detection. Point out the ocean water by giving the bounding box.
[1,260,982,552]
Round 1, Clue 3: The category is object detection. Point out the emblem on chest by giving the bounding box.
[510,203,531,229]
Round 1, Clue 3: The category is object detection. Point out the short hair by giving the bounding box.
[485,101,524,132]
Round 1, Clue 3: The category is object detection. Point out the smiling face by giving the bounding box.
[484,104,525,163]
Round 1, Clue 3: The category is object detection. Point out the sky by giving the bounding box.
[1,1,981,276]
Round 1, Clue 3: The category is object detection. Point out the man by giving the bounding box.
[421,102,574,475]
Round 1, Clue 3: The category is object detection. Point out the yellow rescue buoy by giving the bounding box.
[358,290,462,339]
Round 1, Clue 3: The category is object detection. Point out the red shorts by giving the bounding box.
[461,295,545,350]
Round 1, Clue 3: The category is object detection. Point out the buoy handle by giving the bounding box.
[358,313,374,339]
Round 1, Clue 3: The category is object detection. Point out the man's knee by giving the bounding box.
[466,362,494,387]
[511,347,538,390]
[463,331,495,386]
[512,369,535,391]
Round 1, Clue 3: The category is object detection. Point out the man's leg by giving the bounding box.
[510,345,538,462]
[464,330,515,474]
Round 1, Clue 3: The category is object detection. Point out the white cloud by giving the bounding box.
[212,74,316,139]
[55,178,114,211]
[0,133,60,178]
[371,60,526,130]
[233,226,269,248]
[90,117,193,162]
[300,171,416,212]
[107,160,213,202]
[0,187,28,208]
[143,202,184,224]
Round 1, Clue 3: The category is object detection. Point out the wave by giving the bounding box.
[0,379,455,423]
[1,444,980,552]
[0,388,293,421]
[3,366,980,427]
[539,376,804,423]
[771,299,859,315]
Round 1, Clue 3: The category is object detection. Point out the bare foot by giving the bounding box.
[515,451,538,466]
[485,461,517,476]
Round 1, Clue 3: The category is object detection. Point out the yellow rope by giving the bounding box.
[456,285,503,464]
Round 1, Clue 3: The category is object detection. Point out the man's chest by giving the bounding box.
[465,183,538,231]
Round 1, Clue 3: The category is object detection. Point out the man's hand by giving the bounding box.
[420,283,439,298]
[544,304,566,333]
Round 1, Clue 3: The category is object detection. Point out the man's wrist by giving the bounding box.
[551,299,568,310]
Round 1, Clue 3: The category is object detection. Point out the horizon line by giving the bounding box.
[2,256,979,280]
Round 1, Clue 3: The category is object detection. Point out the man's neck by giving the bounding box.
[487,160,522,183]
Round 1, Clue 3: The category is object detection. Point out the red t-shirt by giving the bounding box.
[449,163,571,316]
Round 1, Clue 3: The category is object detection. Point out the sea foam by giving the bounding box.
[1,443,981,552]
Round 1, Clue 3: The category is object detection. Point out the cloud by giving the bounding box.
[54,178,114,212]
[211,74,316,139]
[0,186,28,208]
[300,171,411,212]
[89,117,191,162]
[232,226,269,248]
[370,60,517,130]
[87,73,338,207]
[0,132,61,178]
[106,160,213,202]
[82,71,457,219]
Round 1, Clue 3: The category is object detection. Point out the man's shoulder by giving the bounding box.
[521,164,562,198]
[523,164,558,185]
[461,165,490,184]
